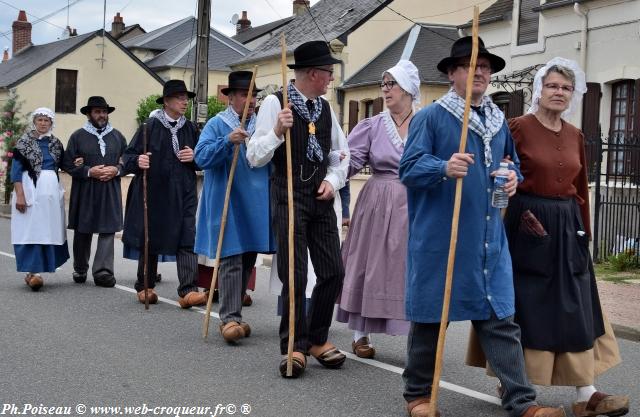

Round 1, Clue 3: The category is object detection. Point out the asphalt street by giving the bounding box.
[0,217,638,417]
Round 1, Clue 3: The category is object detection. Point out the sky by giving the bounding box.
[0,0,321,50]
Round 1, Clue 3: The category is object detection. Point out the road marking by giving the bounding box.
[0,250,499,406]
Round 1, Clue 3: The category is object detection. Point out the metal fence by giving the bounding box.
[586,135,640,262]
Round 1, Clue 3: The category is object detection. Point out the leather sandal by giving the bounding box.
[571,392,629,417]
[279,353,306,378]
[24,274,43,291]
[219,321,245,343]
[406,398,440,417]
[310,345,346,369]
[352,337,375,359]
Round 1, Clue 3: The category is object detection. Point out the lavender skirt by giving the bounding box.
[336,174,410,335]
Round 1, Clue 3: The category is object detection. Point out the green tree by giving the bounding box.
[135,95,226,125]
[1,91,28,204]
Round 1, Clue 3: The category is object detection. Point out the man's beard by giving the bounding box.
[89,115,108,129]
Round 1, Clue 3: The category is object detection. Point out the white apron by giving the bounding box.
[269,193,342,298]
[11,170,66,245]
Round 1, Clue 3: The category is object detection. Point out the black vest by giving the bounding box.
[272,91,332,191]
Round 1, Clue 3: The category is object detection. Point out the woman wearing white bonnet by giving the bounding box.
[504,57,629,417]
[10,107,69,290]
[336,59,420,358]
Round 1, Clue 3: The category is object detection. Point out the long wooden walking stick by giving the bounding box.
[142,122,150,310]
[429,7,479,417]
[202,66,259,338]
[280,33,296,377]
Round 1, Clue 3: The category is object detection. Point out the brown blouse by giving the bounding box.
[508,113,591,236]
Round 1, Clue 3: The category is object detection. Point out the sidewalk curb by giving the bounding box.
[612,323,640,343]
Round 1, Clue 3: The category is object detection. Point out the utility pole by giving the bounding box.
[193,0,211,124]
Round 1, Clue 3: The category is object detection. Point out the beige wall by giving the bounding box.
[10,35,163,144]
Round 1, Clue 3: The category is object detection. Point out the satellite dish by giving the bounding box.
[230,13,239,24]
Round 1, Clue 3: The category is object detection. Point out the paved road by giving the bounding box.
[0,217,637,417]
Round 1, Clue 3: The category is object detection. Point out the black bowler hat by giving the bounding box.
[80,96,115,115]
[156,79,196,104]
[220,71,263,96]
[437,36,505,74]
[287,40,342,69]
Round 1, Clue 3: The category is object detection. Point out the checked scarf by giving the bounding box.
[218,106,256,136]
[13,130,63,186]
[154,111,186,156]
[287,83,323,163]
[436,89,504,167]
[82,121,114,157]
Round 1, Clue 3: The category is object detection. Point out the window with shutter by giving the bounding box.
[582,82,602,141]
[609,80,636,175]
[517,0,540,46]
[372,97,384,116]
[55,69,77,113]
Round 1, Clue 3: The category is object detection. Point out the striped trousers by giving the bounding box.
[272,183,344,355]
[135,248,198,297]
[403,314,537,417]
[218,252,257,324]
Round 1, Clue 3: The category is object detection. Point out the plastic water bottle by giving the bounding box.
[491,162,510,209]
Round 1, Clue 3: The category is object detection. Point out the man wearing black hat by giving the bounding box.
[63,96,127,288]
[398,37,565,417]
[194,71,275,343]
[247,40,349,378]
[122,80,206,308]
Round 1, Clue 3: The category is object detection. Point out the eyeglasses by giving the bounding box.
[380,80,398,89]
[456,62,492,73]
[314,67,334,76]
[543,83,574,93]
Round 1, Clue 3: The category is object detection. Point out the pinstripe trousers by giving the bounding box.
[403,314,537,417]
[135,248,198,297]
[218,252,257,324]
[272,183,345,355]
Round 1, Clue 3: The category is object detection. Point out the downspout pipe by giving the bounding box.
[573,2,589,125]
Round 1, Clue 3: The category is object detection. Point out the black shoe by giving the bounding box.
[72,272,87,283]
[155,273,162,283]
[94,275,116,288]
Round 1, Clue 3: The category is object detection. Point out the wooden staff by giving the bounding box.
[280,33,296,377]
[142,122,149,310]
[429,7,479,417]
[202,66,259,338]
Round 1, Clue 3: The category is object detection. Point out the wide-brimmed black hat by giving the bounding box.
[287,40,342,69]
[156,79,196,104]
[437,36,505,74]
[220,71,263,96]
[80,96,115,115]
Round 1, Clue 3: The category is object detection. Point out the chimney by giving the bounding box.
[2,48,9,62]
[112,12,125,38]
[293,0,310,16]
[12,10,32,55]
[236,11,251,34]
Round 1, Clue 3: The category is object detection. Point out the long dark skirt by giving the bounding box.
[505,192,605,352]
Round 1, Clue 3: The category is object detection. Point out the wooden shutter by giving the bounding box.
[372,97,384,116]
[348,100,359,133]
[582,82,602,141]
[517,0,539,45]
[55,69,77,113]
[217,85,228,104]
[507,90,524,118]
